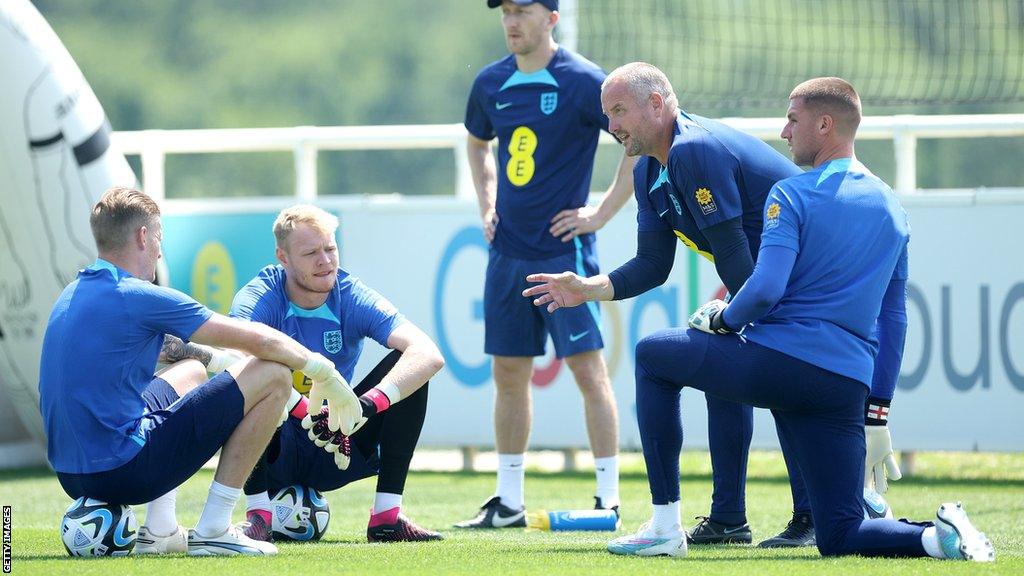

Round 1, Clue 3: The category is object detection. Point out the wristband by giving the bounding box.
[362,388,392,414]
[377,380,402,404]
[358,381,403,418]
[287,388,309,419]
[865,396,890,426]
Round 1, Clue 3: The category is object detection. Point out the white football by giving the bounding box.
[60,497,137,557]
[270,484,330,541]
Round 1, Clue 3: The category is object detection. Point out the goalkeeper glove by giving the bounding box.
[301,352,335,383]
[865,397,902,493]
[302,406,367,470]
[688,299,734,334]
[304,355,362,435]
[207,348,244,374]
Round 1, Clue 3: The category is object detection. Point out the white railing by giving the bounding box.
[110,114,1024,202]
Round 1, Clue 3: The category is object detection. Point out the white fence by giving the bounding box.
[110,114,1024,202]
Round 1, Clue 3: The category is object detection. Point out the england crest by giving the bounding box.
[540,92,558,115]
[323,330,342,354]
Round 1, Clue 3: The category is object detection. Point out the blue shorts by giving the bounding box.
[484,240,604,358]
[264,417,379,494]
[56,372,244,505]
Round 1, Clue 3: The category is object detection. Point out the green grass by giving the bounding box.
[3,451,1022,575]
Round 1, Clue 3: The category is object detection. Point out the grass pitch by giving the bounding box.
[3,451,1022,575]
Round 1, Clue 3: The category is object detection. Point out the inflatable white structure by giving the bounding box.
[0,0,137,462]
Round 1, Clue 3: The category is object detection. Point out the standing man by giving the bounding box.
[529,77,994,563]
[528,61,814,546]
[231,205,445,543]
[39,187,361,557]
[456,0,637,528]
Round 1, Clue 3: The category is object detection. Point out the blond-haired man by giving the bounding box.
[230,204,445,542]
[39,187,361,556]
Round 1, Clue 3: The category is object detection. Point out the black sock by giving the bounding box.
[374,382,428,495]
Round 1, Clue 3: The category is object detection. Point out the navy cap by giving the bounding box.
[487,0,559,11]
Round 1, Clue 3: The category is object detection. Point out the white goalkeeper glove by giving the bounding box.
[688,299,735,334]
[301,352,335,383]
[304,354,362,435]
[207,348,244,374]
[865,425,902,493]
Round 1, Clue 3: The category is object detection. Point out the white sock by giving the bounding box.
[144,489,178,536]
[373,492,403,515]
[195,481,241,537]
[495,453,526,510]
[651,501,681,534]
[921,526,946,558]
[246,491,272,514]
[594,455,620,508]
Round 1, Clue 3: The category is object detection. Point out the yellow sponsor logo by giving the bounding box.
[695,187,718,215]
[766,202,782,230]
[190,241,237,314]
[507,126,537,186]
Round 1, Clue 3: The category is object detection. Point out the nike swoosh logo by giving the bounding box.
[509,463,522,468]
[723,525,748,534]
[569,331,590,342]
[658,209,670,217]
[495,102,513,110]
[492,510,525,527]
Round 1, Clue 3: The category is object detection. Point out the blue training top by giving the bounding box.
[39,259,213,474]
[634,111,801,262]
[465,47,608,260]
[741,158,910,386]
[229,265,406,392]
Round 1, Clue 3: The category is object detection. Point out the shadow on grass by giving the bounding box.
[538,547,821,561]
[5,466,1024,488]
[0,467,54,481]
[12,553,82,561]
[411,468,1024,488]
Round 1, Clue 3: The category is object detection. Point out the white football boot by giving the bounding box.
[607,520,687,558]
[187,524,278,556]
[935,502,995,562]
[135,525,188,554]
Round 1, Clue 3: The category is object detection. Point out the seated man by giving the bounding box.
[524,77,994,562]
[39,187,361,557]
[231,204,445,542]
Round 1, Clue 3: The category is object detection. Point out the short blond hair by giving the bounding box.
[789,77,862,135]
[89,186,161,252]
[273,204,338,248]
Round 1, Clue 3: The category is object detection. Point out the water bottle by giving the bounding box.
[526,509,620,531]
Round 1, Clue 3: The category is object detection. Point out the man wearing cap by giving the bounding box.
[456,0,635,529]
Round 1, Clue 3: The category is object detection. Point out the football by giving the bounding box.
[270,484,331,541]
[60,497,137,557]
[862,487,895,520]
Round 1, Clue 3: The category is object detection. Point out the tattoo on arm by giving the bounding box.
[159,334,214,367]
